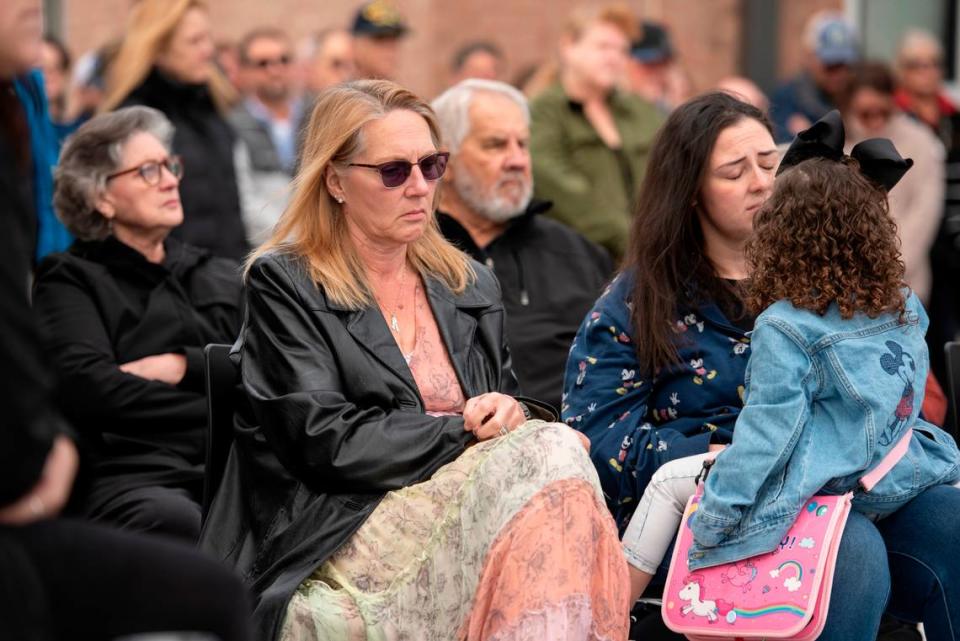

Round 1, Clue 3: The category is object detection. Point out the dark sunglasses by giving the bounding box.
[249,55,291,69]
[106,156,183,185]
[349,152,450,188]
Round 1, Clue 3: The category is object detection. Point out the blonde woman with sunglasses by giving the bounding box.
[200,80,630,641]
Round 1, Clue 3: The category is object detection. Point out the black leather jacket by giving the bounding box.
[200,251,550,639]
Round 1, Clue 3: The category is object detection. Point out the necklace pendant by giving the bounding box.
[390,314,400,333]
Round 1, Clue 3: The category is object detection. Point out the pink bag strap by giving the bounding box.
[860,428,913,492]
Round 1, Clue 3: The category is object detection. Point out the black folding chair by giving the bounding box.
[201,343,240,521]
[943,341,960,443]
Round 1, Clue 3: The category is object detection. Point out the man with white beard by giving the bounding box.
[433,80,612,411]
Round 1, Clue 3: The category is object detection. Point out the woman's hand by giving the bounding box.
[0,435,78,525]
[119,353,187,385]
[463,392,526,441]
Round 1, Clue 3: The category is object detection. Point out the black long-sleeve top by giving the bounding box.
[33,236,242,505]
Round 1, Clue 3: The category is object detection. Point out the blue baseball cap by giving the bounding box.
[812,17,859,65]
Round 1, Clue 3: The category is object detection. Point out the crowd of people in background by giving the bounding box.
[4,0,960,639]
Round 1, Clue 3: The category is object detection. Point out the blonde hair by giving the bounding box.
[246,80,475,309]
[563,3,640,42]
[100,0,236,113]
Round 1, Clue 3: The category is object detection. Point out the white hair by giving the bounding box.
[431,79,530,153]
[896,28,943,64]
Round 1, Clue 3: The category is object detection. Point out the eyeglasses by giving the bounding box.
[901,58,942,71]
[249,55,291,69]
[348,152,450,188]
[106,156,184,185]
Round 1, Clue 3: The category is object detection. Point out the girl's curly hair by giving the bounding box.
[745,157,906,319]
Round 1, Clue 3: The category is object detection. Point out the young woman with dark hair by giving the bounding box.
[564,92,776,529]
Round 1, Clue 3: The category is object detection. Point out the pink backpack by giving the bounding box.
[662,429,913,640]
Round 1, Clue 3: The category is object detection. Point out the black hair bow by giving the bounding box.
[776,110,913,192]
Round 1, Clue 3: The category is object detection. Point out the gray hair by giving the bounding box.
[896,28,943,64]
[431,79,529,153]
[54,106,175,240]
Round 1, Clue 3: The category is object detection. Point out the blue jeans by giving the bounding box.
[878,484,960,641]
[820,484,960,641]
[818,510,889,640]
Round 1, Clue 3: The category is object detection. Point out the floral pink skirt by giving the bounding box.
[280,420,629,641]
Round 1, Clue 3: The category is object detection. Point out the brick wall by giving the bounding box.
[59,0,841,101]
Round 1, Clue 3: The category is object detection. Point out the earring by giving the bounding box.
[336,196,344,204]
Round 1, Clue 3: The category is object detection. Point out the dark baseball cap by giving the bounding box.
[352,0,409,38]
[631,21,673,64]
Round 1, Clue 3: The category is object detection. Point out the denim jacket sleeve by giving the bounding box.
[562,276,713,521]
[692,319,814,547]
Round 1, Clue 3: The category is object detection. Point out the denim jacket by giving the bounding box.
[689,293,960,570]
[562,271,752,532]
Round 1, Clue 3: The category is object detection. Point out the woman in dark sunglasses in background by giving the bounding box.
[32,106,243,543]
[199,79,632,640]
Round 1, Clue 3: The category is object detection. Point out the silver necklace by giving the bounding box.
[385,266,406,334]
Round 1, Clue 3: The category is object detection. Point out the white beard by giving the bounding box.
[452,167,534,223]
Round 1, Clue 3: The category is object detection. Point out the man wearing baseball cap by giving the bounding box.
[626,20,689,114]
[769,11,859,143]
[351,0,408,80]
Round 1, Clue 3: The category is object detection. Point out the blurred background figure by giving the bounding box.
[13,55,71,261]
[231,27,305,175]
[351,0,408,80]
[769,11,859,143]
[450,41,504,84]
[530,3,662,261]
[65,40,118,127]
[39,35,73,132]
[101,0,248,260]
[230,27,306,244]
[433,79,611,410]
[893,29,960,385]
[843,62,944,307]
[626,20,690,114]
[215,39,244,92]
[716,75,769,114]
[299,28,356,94]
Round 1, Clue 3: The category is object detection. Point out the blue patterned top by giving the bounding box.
[562,270,751,532]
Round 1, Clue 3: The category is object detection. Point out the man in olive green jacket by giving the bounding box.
[530,7,663,260]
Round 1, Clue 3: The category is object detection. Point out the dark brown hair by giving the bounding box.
[850,61,896,96]
[627,92,771,375]
[745,157,906,319]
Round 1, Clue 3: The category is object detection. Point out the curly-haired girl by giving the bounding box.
[621,112,960,639]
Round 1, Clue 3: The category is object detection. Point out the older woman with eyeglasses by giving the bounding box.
[32,106,242,542]
[200,80,629,641]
